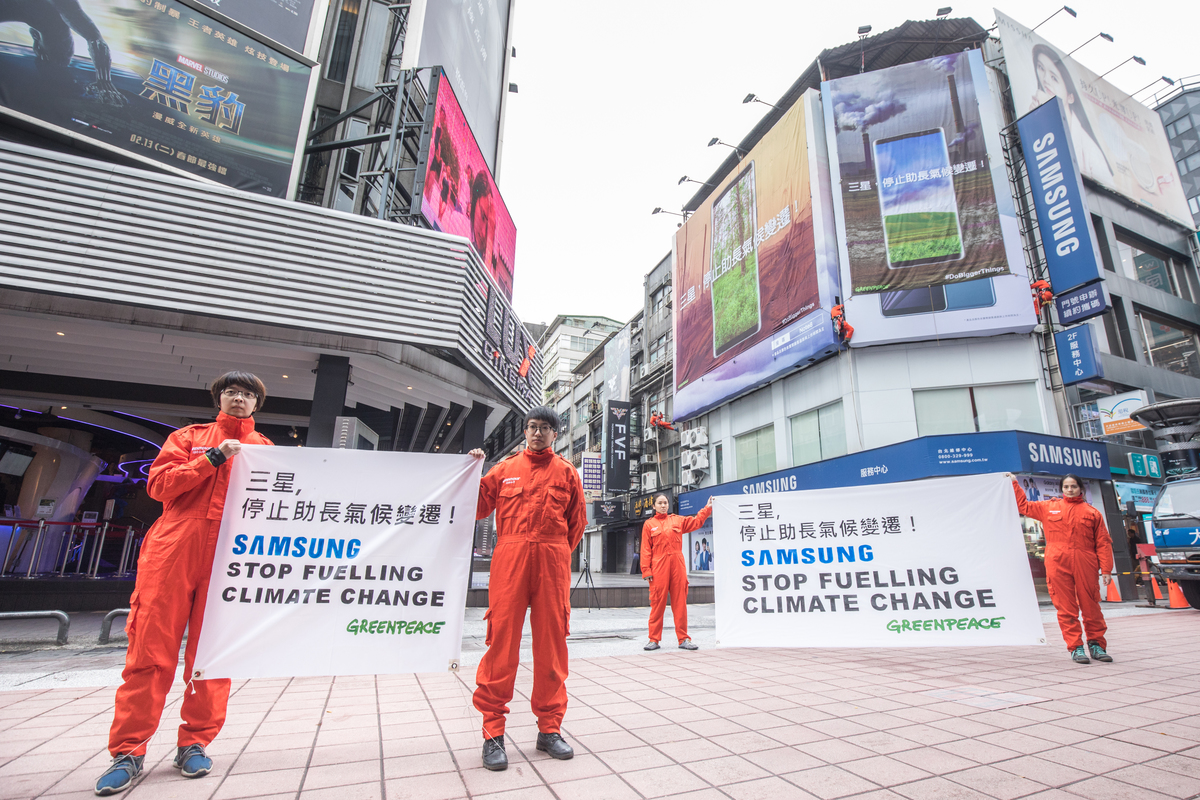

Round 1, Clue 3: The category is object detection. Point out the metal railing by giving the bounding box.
[0,520,144,579]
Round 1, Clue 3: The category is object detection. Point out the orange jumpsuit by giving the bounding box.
[108,413,271,756]
[474,447,586,740]
[641,506,712,644]
[1012,481,1113,651]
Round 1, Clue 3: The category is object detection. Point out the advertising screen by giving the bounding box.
[997,10,1192,229]
[405,0,510,170]
[416,69,516,300]
[194,0,318,54]
[823,50,1035,347]
[603,324,631,403]
[0,0,312,198]
[673,89,841,421]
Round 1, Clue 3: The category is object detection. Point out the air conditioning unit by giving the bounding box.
[643,427,658,444]
[680,449,694,470]
[680,468,698,487]
[642,472,657,492]
[691,449,710,471]
[642,453,658,465]
[691,427,709,447]
[679,429,694,448]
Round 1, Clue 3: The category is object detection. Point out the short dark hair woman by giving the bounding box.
[641,493,713,651]
[1006,471,1115,664]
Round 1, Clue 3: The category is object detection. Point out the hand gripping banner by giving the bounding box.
[194,447,481,679]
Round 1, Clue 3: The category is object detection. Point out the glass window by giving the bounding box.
[1140,312,1200,378]
[1188,153,1200,174]
[1189,196,1200,216]
[735,425,776,479]
[973,383,1043,433]
[1178,115,1195,135]
[650,334,669,363]
[914,388,974,436]
[715,442,723,484]
[790,402,847,466]
[572,436,586,455]
[326,0,362,82]
[1116,236,1178,296]
[352,0,390,90]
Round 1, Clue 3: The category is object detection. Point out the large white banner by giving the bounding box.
[194,447,481,679]
[713,474,1044,648]
[997,10,1192,229]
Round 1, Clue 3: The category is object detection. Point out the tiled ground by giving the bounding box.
[1,611,1198,800]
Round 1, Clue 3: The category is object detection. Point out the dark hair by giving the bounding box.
[1030,44,1112,173]
[210,371,267,412]
[524,406,561,432]
[1059,473,1084,492]
[654,493,670,504]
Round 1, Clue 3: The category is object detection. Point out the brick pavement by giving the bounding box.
[1,610,1198,800]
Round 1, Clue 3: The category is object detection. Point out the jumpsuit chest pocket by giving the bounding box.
[545,482,571,515]
[497,484,523,527]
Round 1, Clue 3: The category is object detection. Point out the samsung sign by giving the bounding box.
[678,431,1109,514]
[1016,97,1105,296]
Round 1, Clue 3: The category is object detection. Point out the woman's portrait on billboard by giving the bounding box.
[1027,44,1113,180]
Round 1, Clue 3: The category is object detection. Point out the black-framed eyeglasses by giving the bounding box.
[221,389,256,400]
[526,424,555,434]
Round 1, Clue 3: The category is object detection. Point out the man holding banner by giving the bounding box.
[469,406,586,772]
[96,372,272,796]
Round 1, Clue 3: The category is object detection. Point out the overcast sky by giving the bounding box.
[495,0,1199,327]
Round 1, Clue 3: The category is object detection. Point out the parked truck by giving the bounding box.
[1149,477,1200,609]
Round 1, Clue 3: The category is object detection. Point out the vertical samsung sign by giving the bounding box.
[1016,97,1104,295]
[605,401,631,492]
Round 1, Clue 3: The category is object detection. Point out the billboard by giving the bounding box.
[823,50,1035,347]
[1016,98,1105,295]
[194,0,319,54]
[403,0,510,171]
[0,0,312,198]
[1098,390,1149,436]
[603,325,631,403]
[672,89,841,421]
[996,10,1192,229]
[605,401,631,492]
[415,68,516,300]
[1054,324,1102,386]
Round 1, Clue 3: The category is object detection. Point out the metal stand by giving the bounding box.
[571,557,600,613]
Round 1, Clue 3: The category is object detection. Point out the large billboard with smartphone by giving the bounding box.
[402,0,511,171]
[0,0,313,198]
[414,68,516,300]
[997,10,1192,230]
[823,50,1036,346]
[672,89,841,421]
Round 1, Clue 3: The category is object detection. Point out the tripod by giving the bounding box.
[571,556,600,613]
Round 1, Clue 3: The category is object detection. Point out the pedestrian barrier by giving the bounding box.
[1,520,144,579]
[0,610,70,645]
[1167,580,1189,609]
[99,609,131,645]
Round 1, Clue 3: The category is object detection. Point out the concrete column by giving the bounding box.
[307,354,351,448]
[462,401,489,452]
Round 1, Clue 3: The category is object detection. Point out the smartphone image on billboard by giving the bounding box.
[710,162,762,358]
[873,128,965,268]
[879,278,996,316]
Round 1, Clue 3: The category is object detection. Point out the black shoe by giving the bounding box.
[1088,641,1113,662]
[644,640,660,651]
[1070,645,1090,664]
[536,732,574,760]
[482,736,507,771]
[678,639,699,650]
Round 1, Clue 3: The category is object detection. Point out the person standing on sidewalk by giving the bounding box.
[1006,472,1115,664]
[468,406,586,772]
[95,372,272,796]
[641,494,713,651]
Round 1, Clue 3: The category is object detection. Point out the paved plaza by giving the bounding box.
[0,603,1198,800]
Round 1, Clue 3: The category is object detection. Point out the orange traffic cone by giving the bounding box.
[1168,580,1189,609]
[1151,576,1164,602]
[1102,576,1121,603]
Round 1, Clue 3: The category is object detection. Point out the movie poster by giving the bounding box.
[417,69,516,300]
[0,0,312,197]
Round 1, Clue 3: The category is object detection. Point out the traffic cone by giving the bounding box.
[1151,575,1164,602]
[1168,580,1189,609]
[1102,576,1121,602]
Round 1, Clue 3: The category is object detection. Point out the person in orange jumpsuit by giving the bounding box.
[641,494,713,651]
[95,372,272,796]
[1007,472,1115,664]
[468,406,586,772]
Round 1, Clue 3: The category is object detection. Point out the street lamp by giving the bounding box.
[707,138,744,156]
[1066,31,1113,57]
[651,208,686,218]
[678,176,710,186]
[936,7,952,18]
[743,93,777,109]
[1131,75,1175,99]
[1031,5,1076,32]
[1097,55,1146,81]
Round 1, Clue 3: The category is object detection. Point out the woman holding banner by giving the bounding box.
[641,494,713,651]
[1006,472,1114,665]
[95,371,272,796]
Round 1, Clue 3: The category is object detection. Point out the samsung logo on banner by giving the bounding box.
[1026,442,1103,470]
[741,475,799,494]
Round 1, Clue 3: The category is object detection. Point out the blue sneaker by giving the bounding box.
[172,744,213,778]
[94,754,143,796]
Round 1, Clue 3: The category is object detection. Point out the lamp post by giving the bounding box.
[1097,55,1146,82]
[1031,5,1076,32]
[742,93,777,109]
[1066,31,1113,57]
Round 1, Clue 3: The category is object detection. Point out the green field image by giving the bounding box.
[713,250,760,353]
[883,212,962,263]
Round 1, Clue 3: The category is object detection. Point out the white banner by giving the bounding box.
[713,474,1044,648]
[194,447,481,679]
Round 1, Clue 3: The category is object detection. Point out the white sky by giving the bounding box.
[496,0,1199,327]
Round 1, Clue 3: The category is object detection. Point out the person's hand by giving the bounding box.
[705,496,714,509]
[1101,574,1112,586]
[645,575,653,583]
[468,449,485,459]
[218,439,242,459]
[1003,472,1016,480]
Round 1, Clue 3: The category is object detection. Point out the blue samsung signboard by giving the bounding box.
[1016,98,1105,295]
[678,431,1109,514]
[1054,281,1109,326]
[1054,325,1103,385]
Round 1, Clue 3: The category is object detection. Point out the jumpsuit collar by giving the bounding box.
[1063,494,1085,504]
[216,411,257,438]
[523,446,554,464]
[654,512,669,520]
